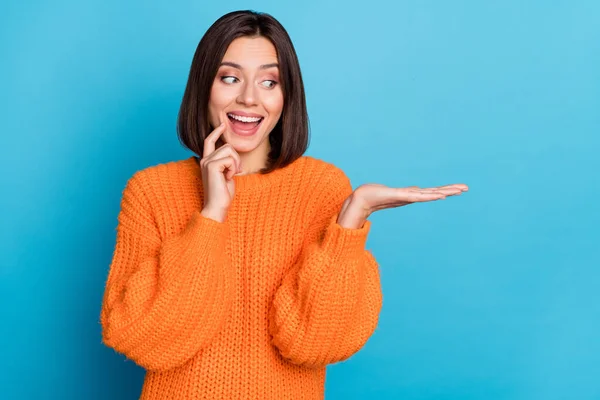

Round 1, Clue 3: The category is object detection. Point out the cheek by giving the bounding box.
[208,85,231,123]
[263,91,284,118]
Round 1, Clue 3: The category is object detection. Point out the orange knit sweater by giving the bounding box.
[100,155,383,399]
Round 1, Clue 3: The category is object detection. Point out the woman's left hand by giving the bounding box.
[336,183,469,229]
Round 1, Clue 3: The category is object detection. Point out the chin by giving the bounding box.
[222,131,266,154]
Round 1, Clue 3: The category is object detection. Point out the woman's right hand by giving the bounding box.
[199,122,243,222]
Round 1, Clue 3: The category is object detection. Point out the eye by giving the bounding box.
[261,80,278,89]
[221,76,238,84]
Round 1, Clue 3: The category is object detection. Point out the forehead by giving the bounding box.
[222,36,278,67]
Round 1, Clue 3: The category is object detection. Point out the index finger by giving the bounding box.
[203,122,226,158]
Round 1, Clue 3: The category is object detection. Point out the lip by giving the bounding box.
[227,110,264,118]
[225,113,263,137]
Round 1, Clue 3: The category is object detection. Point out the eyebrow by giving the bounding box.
[219,61,279,70]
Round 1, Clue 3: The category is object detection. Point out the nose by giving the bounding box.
[236,80,258,106]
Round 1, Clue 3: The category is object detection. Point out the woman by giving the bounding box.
[100,10,468,400]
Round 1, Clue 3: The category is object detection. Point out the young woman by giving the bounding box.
[100,10,468,400]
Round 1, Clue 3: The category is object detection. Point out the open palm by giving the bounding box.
[341,183,469,218]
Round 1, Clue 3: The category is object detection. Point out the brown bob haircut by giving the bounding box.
[177,10,310,174]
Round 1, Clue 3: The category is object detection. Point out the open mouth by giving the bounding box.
[226,113,264,136]
[227,113,264,128]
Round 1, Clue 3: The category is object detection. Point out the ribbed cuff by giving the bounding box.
[321,214,371,260]
[184,210,228,249]
[159,210,228,281]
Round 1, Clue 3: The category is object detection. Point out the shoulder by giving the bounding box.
[122,157,196,201]
[302,156,349,183]
[296,155,349,181]
[294,155,353,198]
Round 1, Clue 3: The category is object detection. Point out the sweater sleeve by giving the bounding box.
[99,172,235,372]
[268,168,383,368]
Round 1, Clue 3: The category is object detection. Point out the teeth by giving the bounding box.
[228,113,262,123]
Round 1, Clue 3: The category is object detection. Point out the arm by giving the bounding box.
[100,172,235,372]
[268,169,383,368]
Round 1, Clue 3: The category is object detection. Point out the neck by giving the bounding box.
[237,140,271,175]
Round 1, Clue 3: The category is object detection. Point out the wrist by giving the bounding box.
[336,200,369,229]
[201,207,227,223]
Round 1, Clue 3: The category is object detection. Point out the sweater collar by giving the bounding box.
[185,156,302,193]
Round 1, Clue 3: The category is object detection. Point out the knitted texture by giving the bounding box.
[100,155,383,400]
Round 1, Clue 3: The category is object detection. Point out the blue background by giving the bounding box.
[1,1,598,399]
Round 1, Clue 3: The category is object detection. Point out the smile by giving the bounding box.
[226,112,264,137]
[227,113,263,123]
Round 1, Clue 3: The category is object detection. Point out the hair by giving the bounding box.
[177,10,310,174]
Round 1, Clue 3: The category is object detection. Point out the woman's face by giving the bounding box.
[208,36,283,157]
